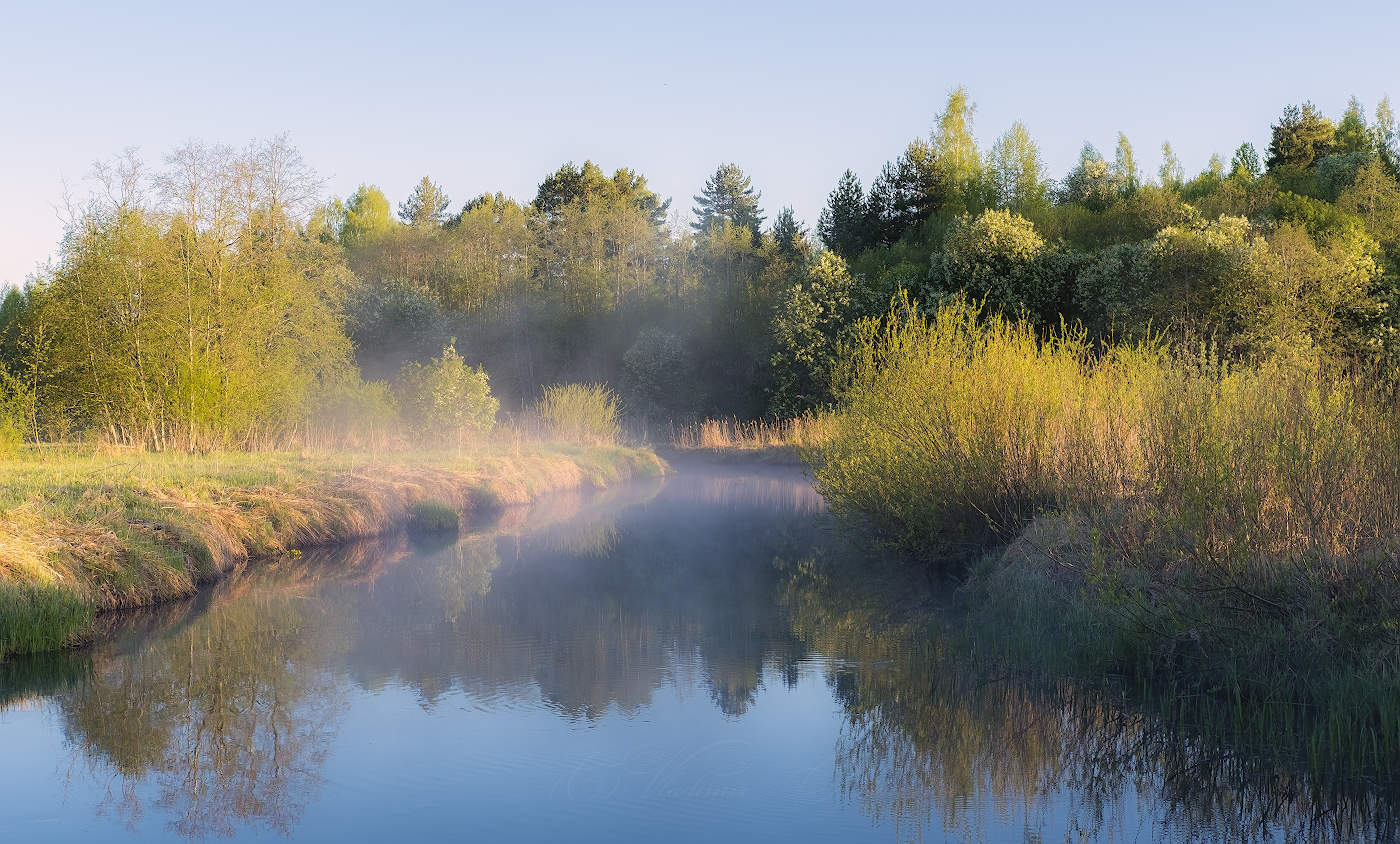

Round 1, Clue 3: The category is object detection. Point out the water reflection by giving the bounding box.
[779,538,1400,843]
[0,465,1395,841]
[50,587,349,838]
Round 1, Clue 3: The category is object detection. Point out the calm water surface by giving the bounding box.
[0,464,1387,842]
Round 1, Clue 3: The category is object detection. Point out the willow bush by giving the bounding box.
[810,295,1400,728]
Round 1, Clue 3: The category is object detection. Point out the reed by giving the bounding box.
[670,414,835,451]
[534,383,622,446]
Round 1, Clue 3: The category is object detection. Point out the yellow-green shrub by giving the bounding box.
[535,383,621,446]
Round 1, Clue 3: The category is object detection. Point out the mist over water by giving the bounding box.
[0,465,1391,842]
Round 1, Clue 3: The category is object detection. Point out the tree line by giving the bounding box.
[1,90,1397,449]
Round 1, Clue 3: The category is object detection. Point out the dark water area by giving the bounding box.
[0,464,1392,842]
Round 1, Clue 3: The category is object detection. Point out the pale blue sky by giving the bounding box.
[2,0,1397,286]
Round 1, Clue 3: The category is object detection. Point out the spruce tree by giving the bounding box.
[817,170,868,259]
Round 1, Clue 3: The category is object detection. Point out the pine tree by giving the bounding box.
[1267,103,1336,172]
[867,139,945,244]
[1335,96,1371,154]
[692,163,764,235]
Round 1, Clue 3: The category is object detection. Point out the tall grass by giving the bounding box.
[534,383,622,446]
[809,295,1400,765]
[669,414,835,451]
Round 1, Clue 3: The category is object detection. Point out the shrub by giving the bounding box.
[398,341,499,447]
[536,383,621,445]
[810,293,1400,746]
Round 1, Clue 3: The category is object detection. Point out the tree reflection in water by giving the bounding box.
[1,466,1397,841]
[58,586,351,838]
[779,539,1400,843]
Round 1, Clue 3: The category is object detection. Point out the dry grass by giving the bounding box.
[670,414,836,452]
[0,443,663,658]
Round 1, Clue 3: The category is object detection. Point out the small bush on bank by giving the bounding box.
[398,341,499,448]
[535,383,621,446]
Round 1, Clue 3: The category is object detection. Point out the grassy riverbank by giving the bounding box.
[0,444,663,659]
[806,298,1400,775]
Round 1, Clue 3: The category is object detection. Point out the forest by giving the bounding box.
[2,89,1396,452]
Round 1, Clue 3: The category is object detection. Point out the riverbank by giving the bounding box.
[0,444,664,659]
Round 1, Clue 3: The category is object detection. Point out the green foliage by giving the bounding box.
[346,279,449,381]
[22,140,356,450]
[1337,158,1400,253]
[814,296,1400,588]
[818,170,869,259]
[987,123,1048,212]
[866,139,947,245]
[1335,96,1371,154]
[536,383,621,445]
[1267,102,1337,193]
[534,160,671,228]
[398,341,498,446]
[932,86,983,207]
[769,206,809,258]
[1229,142,1262,180]
[769,252,856,415]
[1112,132,1139,194]
[1056,143,1122,211]
[1159,141,1185,190]
[932,209,1059,320]
[341,184,395,248]
[8,92,1393,447]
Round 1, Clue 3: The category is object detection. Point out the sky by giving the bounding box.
[1,0,1397,287]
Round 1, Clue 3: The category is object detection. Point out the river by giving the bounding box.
[0,463,1388,841]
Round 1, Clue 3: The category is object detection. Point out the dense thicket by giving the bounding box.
[1,91,1396,448]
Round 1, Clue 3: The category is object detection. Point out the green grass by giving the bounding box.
[406,499,460,534]
[0,442,664,660]
[0,582,93,656]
